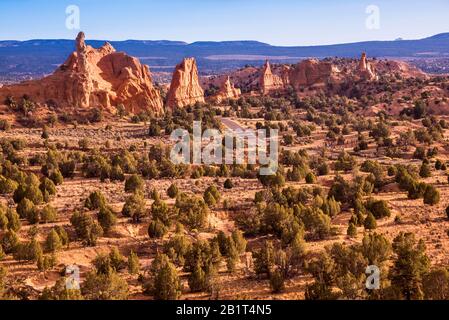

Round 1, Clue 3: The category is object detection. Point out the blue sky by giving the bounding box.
[0,0,449,45]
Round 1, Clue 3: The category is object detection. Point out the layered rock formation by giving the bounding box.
[259,59,338,94]
[212,76,241,103]
[166,58,205,109]
[0,32,164,114]
[357,53,378,81]
[289,59,339,89]
[260,60,286,95]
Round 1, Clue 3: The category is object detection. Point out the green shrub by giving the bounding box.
[347,223,357,238]
[224,179,234,189]
[70,211,103,246]
[124,174,144,193]
[45,229,63,252]
[424,185,440,206]
[148,220,168,239]
[167,184,179,199]
[148,254,182,300]
[85,191,107,210]
[40,205,57,223]
[365,199,391,219]
[305,172,317,184]
[16,198,35,219]
[122,192,147,223]
[269,269,286,293]
[364,212,377,230]
[97,206,117,233]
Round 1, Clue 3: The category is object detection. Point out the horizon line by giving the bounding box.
[0,31,448,48]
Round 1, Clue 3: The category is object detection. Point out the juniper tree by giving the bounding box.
[148,254,182,300]
[124,174,144,193]
[389,232,430,300]
[97,205,117,233]
[128,250,140,275]
[45,229,63,253]
[122,192,147,223]
[364,212,377,231]
[84,191,107,210]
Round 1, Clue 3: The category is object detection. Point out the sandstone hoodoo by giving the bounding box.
[212,76,241,103]
[0,32,164,115]
[357,52,378,81]
[260,60,286,95]
[166,58,205,109]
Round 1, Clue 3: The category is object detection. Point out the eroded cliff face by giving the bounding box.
[212,76,241,103]
[259,59,338,94]
[289,59,339,89]
[0,32,164,115]
[166,58,205,109]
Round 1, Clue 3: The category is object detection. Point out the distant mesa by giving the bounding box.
[166,57,205,109]
[0,32,164,115]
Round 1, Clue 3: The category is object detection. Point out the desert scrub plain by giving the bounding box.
[1,80,449,300]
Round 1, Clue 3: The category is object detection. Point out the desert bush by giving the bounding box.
[54,226,69,247]
[253,241,275,278]
[97,206,117,233]
[122,192,147,223]
[174,193,209,230]
[347,223,357,238]
[184,240,221,292]
[45,229,63,253]
[70,211,103,246]
[167,183,179,199]
[224,179,234,189]
[39,277,83,300]
[269,269,286,293]
[364,212,377,231]
[85,191,107,210]
[5,208,20,232]
[128,251,140,275]
[389,232,430,300]
[59,160,76,178]
[0,230,19,254]
[147,254,182,300]
[14,239,43,262]
[49,169,64,185]
[423,185,440,206]
[0,176,18,195]
[365,199,391,219]
[39,177,56,200]
[419,163,432,178]
[13,174,44,205]
[0,207,7,231]
[40,205,57,223]
[82,270,128,300]
[422,268,449,300]
[335,152,356,172]
[124,174,144,193]
[0,119,11,131]
[164,233,192,267]
[148,220,168,239]
[305,171,316,184]
[151,199,171,227]
[16,198,35,219]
